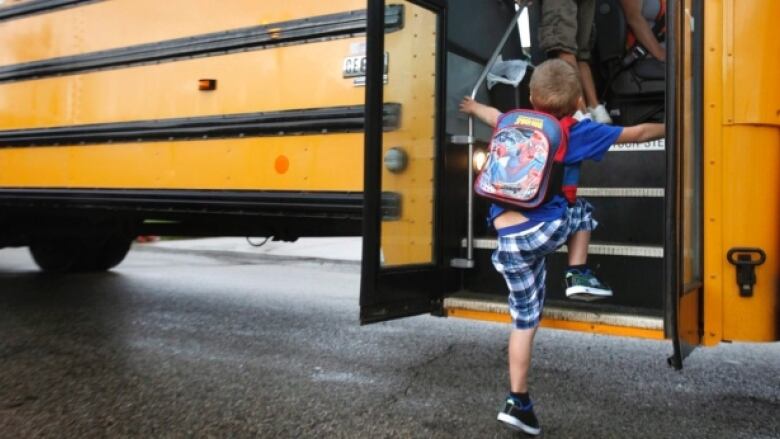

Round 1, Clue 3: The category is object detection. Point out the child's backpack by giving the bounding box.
[474,109,577,209]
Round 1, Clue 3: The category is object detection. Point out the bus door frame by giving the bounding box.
[360,0,450,324]
[665,0,705,369]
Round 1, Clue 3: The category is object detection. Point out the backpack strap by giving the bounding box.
[553,116,577,162]
[549,116,578,205]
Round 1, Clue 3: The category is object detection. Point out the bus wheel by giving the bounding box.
[29,233,133,273]
[28,236,84,273]
[82,233,133,271]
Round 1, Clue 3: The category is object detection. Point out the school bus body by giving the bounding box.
[0,0,377,248]
[0,0,368,191]
[0,0,776,363]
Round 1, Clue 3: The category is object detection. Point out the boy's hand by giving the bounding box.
[459,96,501,128]
[459,96,478,115]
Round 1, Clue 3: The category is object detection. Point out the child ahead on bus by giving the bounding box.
[459,59,664,436]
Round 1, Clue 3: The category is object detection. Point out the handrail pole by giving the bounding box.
[456,4,525,267]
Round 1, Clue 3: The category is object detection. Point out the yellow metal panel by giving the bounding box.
[0,0,365,66]
[720,126,779,342]
[380,3,437,266]
[729,0,780,126]
[703,0,725,347]
[705,0,779,344]
[0,38,365,129]
[0,133,363,190]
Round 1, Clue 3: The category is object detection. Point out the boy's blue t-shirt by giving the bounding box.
[488,118,623,225]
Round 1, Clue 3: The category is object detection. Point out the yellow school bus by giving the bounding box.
[0,0,776,367]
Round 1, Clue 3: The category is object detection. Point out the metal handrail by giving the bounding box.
[451,2,527,269]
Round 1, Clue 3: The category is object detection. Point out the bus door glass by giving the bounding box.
[666,0,703,369]
[360,0,446,323]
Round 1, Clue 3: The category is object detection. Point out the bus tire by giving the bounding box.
[82,234,133,271]
[29,233,133,273]
[28,236,84,273]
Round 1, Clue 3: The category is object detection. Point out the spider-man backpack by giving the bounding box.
[474,109,578,209]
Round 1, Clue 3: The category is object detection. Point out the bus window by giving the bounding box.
[679,0,702,289]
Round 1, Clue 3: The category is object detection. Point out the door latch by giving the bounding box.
[726,247,766,297]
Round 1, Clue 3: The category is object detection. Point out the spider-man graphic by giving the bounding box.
[485,128,549,199]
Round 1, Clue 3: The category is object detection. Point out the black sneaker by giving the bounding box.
[565,269,613,301]
[497,397,541,436]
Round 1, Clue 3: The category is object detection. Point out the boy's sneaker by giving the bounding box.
[588,104,613,124]
[497,397,541,436]
[565,269,613,301]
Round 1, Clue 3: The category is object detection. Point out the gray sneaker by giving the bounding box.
[565,269,613,301]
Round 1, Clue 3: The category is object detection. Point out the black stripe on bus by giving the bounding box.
[0,0,100,21]
[0,189,401,221]
[0,5,404,83]
[0,103,401,147]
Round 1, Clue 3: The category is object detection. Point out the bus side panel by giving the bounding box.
[719,125,779,342]
[0,0,376,242]
[0,39,366,129]
[705,0,779,343]
[0,0,365,66]
[0,135,364,191]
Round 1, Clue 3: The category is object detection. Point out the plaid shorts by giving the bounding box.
[491,198,598,329]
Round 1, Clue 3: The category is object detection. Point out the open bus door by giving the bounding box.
[360,0,449,323]
[666,0,704,369]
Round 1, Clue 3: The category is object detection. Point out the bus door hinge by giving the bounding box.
[726,247,766,297]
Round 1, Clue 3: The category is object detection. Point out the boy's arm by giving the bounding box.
[459,96,501,128]
[616,123,665,144]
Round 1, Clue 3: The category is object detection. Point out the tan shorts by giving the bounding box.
[538,0,596,61]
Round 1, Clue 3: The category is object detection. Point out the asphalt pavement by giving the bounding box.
[0,242,778,438]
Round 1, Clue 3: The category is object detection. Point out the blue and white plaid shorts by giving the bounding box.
[491,198,598,329]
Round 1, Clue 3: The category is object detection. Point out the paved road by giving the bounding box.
[0,247,778,438]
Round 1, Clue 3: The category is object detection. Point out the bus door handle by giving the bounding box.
[726,247,766,297]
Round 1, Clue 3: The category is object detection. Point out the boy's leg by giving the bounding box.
[492,241,545,436]
[563,201,612,300]
[493,215,596,435]
[499,316,542,436]
[508,326,538,393]
[567,229,590,266]
[499,326,541,434]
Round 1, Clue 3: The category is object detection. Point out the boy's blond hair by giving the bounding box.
[529,59,582,119]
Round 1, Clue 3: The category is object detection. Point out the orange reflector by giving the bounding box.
[199,79,217,91]
[274,155,290,174]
